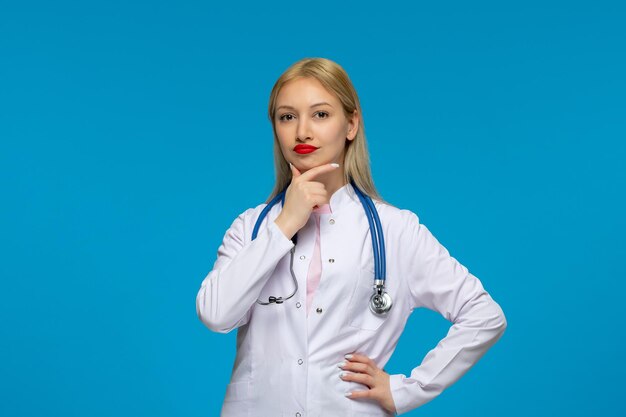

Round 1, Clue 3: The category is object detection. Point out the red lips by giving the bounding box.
[294,144,319,154]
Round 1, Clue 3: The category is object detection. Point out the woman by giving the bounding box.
[196,57,507,416]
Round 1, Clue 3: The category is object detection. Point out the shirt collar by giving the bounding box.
[322,182,360,214]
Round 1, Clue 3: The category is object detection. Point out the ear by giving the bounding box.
[347,110,359,141]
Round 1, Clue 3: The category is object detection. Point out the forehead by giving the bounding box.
[276,77,340,106]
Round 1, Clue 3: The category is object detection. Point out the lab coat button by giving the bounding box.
[316,307,323,314]
[300,255,306,260]
[296,302,301,308]
[296,413,302,417]
[297,359,303,365]
[329,218,335,224]
[328,258,335,263]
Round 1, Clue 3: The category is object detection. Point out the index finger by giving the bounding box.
[296,162,340,182]
[344,352,375,365]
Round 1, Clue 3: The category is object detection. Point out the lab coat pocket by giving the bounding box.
[221,380,250,416]
[347,267,388,331]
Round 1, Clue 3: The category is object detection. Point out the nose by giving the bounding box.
[296,118,312,142]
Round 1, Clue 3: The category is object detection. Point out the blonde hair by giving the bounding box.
[265,57,389,206]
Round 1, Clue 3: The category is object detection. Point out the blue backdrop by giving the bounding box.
[1,1,624,416]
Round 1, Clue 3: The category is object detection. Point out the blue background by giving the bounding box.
[1,1,624,416]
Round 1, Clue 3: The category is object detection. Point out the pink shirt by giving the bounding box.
[306,203,332,315]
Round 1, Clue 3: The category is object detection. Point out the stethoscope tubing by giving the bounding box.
[350,179,386,282]
[251,191,285,241]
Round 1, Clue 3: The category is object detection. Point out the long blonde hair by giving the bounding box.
[265,57,389,206]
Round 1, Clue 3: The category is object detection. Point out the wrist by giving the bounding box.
[274,214,298,240]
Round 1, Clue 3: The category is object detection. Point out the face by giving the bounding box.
[273,77,358,173]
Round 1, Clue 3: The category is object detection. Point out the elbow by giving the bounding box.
[478,300,507,348]
[486,292,508,337]
[498,309,507,334]
[492,314,507,344]
[465,292,508,340]
[197,305,233,334]
[196,286,233,334]
[199,317,233,334]
[491,302,507,340]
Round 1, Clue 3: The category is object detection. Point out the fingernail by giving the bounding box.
[330,163,339,168]
[337,361,346,368]
[339,371,348,378]
[344,391,352,397]
[344,354,353,359]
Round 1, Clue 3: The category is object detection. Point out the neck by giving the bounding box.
[314,167,347,205]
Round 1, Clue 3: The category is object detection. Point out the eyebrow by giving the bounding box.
[276,102,333,111]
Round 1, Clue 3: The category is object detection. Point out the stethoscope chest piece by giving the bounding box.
[369,288,393,315]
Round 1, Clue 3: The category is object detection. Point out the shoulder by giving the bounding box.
[372,199,421,232]
[233,202,271,222]
[242,203,267,219]
[227,202,276,243]
[230,204,266,228]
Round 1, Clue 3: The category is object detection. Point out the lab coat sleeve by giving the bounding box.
[196,208,295,333]
[389,212,507,415]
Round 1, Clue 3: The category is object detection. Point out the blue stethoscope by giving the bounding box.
[251,178,393,316]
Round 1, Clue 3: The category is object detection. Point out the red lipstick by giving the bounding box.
[294,145,319,154]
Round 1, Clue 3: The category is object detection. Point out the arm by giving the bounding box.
[195,208,295,333]
[389,212,507,415]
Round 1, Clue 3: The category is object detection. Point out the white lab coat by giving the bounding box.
[196,183,507,417]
